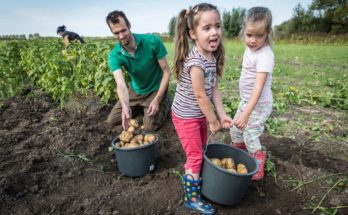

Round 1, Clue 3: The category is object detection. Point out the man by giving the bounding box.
[105,10,171,132]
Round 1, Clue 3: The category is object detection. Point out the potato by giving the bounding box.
[143,141,149,145]
[144,134,156,143]
[237,163,248,174]
[134,134,144,142]
[128,126,135,133]
[118,141,125,148]
[141,125,145,130]
[223,158,235,169]
[221,158,227,167]
[227,168,237,173]
[211,158,222,167]
[127,142,139,148]
[119,131,133,143]
[129,119,139,128]
[130,138,138,145]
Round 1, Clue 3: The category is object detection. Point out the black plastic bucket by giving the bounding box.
[201,143,258,205]
[111,134,158,177]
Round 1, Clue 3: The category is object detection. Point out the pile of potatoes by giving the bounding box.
[117,119,156,149]
[210,157,248,174]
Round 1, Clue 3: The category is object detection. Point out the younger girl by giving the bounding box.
[172,3,233,214]
[230,7,275,181]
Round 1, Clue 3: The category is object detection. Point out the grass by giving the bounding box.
[168,39,348,139]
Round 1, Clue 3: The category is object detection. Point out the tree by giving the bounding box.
[33,33,40,38]
[310,0,348,33]
[222,8,246,38]
[276,0,348,34]
[168,16,176,38]
[223,10,232,37]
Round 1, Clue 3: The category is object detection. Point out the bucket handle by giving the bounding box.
[111,137,119,148]
[207,128,230,144]
[203,128,230,153]
[205,128,230,154]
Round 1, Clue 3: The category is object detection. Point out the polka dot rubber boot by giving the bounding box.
[182,174,215,215]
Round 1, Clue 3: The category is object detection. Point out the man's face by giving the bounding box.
[108,17,132,47]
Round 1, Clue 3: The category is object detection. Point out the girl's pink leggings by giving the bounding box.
[172,112,208,173]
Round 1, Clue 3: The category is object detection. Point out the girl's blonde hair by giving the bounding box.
[173,3,225,81]
[240,7,273,44]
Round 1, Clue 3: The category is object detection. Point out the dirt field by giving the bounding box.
[1,89,347,215]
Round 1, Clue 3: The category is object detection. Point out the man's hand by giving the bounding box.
[147,97,160,116]
[121,106,131,130]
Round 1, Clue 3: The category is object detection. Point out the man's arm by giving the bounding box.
[147,57,171,116]
[113,69,131,130]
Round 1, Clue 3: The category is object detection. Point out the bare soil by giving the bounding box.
[1,89,347,215]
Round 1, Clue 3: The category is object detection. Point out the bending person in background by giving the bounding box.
[105,10,171,132]
[56,25,85,47]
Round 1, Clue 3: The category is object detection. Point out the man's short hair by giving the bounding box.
[106,10,130,28]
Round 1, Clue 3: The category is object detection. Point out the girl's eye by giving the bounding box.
[246,34,252,37]
[257,34,264,38]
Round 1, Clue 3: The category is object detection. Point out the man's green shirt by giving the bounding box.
[108,33,167,95]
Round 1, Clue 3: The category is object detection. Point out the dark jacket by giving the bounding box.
[62,31,85,44]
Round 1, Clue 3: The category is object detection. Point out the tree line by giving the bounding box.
[277,0,348,35]
[0,33,41,40]
[168,0,348,38]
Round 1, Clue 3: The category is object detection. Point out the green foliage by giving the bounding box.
[276,0,348,35]
[310,0,348,33]
[1,38,347,114]
[168,16,176,38]
[323,78,348,110]
[223,8,246,38]
[0,41,27,98]
[1,38,115,106]
[265,151,277,184]
[265,118,284,136]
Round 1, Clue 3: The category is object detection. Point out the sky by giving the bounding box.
[0,0,313,37]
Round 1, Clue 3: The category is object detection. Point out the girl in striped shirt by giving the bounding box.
[171,3,233,214]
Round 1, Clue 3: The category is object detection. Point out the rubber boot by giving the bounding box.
[233,142,247,151]
[182,174,215,215]
[251,150,267,180]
